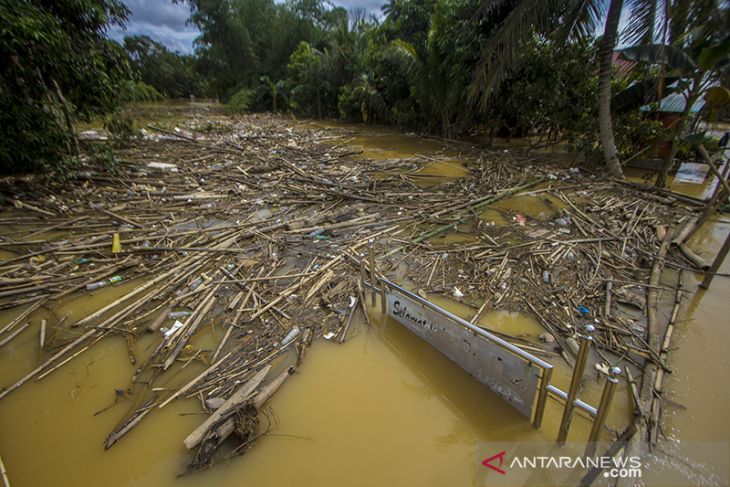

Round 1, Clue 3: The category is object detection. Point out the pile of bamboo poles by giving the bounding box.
[0,107,711,470]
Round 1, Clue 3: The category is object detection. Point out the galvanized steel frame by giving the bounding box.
[361,259,621,446]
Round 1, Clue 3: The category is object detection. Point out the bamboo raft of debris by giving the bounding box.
[0,109,716,470]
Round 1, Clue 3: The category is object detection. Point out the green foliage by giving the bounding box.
[0,0,131,174]
[620,45,698,73]
[613,113,666,159]
[105,113,136,146]
[225,87,254,114]
[5,0,719,180]
[286,41,332,118]
[469,0,604,106]
[490,37,598,138]
[84,142,121,175]
[251,76,289,112]
[567,110,667,162]
[338,74,387,123]
[0,92,72,175]
[123,35,208,98]
[620,3,729,180]
[612,76,682,113]
[380,0,436,56]
[121,81,164,102]
[676,132,722,160]
[188,0,339,99]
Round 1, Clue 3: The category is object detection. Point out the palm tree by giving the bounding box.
[471,0,656,178]
[350,73,388,123]
[384,39,460,136]
[598,0,625,177]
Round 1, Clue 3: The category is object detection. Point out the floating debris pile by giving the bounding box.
[0,110,707,469]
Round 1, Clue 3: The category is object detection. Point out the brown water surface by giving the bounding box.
[1,123,728,486]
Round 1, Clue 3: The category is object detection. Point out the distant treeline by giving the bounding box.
[125,0,601,136]
[1,0,727,177]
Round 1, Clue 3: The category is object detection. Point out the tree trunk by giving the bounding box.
[655,78,702,188]
[49,78,80,156]
[597,0,624,178]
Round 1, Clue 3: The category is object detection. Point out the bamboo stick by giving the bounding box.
[184,365,271,449]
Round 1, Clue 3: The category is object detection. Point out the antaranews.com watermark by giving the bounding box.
[476,441,729,486]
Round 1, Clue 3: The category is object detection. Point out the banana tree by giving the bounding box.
[620,6,730,187]
[256,76,288,112]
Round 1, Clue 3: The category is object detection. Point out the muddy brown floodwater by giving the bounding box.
[0,122,728,486]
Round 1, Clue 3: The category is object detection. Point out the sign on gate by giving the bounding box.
[385,286,540,418]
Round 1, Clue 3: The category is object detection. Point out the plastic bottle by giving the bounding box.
[189,273,209,291]
[280,326,300,347]
[168,311,192,319]
[86,275,123,291]
[542,270,551,284]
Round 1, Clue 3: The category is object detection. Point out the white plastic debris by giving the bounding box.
[147,162,178,173]
[281,326,300,347]
[79,130,108,141]
[161,320,184,338]
[452,287,464,298]
[595,362,610,374]
[323,331,337,340]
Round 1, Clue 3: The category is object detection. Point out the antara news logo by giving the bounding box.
[482,449,642,480]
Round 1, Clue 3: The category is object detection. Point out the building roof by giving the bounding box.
[654,92,704,113]
[612,51,637,78]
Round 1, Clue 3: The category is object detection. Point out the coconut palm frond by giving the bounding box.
[383,39,423,81]
[557,0,606,43]
[620,43,698,72]
[470,0,602,109]
[474,0,521,20]
[612,75,681,112]
[622,0,667,46]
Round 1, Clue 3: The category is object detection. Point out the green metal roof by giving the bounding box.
[655,93,704,113]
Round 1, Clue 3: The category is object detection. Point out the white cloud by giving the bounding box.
[108,0,198,53]
[110,0,388,53]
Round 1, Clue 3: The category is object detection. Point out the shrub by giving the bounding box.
[0,0,131,174]
[122,81,164,102]
[105,113,136,146]
[225,87,253,114]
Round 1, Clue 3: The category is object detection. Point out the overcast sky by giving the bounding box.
[108,0,386,54]
[108,0,633,54]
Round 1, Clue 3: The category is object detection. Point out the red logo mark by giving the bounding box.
[482,450,507,475]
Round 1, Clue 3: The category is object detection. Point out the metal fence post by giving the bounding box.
[533,365,553,429]
[557,324,594,444]
[585,366,622,457]
[359,253,366,287]
[368,239,376,307]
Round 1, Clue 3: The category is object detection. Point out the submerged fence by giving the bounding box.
[360,246,621,454]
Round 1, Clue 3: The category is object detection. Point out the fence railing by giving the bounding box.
[360,246,621,453]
